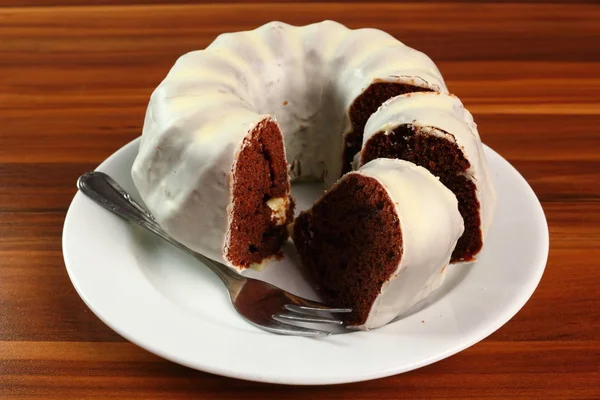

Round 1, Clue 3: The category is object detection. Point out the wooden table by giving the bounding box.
[1,1,599,398]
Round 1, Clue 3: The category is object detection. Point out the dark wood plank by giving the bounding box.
[0,342,598,399]
[1,0,598,7]
[0,3,599,65]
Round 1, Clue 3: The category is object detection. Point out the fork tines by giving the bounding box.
[271,304,352,337]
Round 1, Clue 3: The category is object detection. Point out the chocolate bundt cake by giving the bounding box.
[132,21,448,271]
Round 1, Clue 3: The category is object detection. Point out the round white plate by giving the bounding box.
[62,138,548,385]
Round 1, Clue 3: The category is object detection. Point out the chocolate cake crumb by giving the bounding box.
[344,83,432,173]
[227,119,294,268]
[293,174,403,326]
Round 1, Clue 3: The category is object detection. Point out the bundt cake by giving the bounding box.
[358,92,496,262]
[291,158,464,330]
[131,20,448,271]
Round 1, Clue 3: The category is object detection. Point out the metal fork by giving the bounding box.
[77,171,351,337]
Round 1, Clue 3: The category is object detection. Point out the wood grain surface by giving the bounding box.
[1,1,599,399]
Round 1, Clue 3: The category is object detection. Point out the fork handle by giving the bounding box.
[76,171,243,285]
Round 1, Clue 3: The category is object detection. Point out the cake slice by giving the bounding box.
[358,92,496,262]
[291,158,464,330]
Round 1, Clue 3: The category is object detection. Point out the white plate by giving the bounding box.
[62,138,548,385]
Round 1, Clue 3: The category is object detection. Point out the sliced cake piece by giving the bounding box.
[291,158,464,330]
[358,92,496,262]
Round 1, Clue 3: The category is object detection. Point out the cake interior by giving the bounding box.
[361,124,482,262]
[344,83,432,173]
[227,119,294,269]
[292,173,403,326]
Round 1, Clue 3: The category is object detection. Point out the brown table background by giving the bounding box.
[1,1,599,398]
